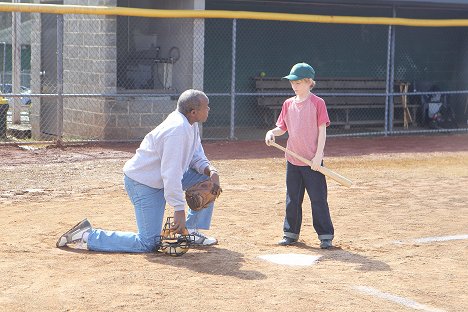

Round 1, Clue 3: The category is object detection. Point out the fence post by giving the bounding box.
[0,98,8,138]
[1,42,5,93]
[11,5,22,124]
[229,18,237,140]
[56,14,64,143]
[385,6,397,135]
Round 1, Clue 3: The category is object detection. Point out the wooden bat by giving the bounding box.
[269,142,353,188]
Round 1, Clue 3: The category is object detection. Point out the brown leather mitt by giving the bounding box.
[185,180,222,211]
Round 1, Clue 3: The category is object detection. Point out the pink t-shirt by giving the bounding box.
[276,93,330,166]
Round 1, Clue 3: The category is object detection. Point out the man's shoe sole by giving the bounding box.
[191,240,218,246]
[56,219,91,247]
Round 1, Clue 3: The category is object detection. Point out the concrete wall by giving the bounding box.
[31,0,200,140]
[62,6,117,139]
[102,96,176,140]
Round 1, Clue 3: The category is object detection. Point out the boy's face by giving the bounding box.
[289,78,313,96]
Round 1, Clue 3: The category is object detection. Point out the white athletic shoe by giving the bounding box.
[56,219,92,247]
[189,231,218,246]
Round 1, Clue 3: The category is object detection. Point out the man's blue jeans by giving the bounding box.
[87,169,213,253]
[283,161,334,241]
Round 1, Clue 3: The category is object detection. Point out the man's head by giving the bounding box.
[177,89,210,124]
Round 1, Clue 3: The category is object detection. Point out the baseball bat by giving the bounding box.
[269,142,353,188]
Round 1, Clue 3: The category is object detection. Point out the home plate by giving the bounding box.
[258,253,322,266]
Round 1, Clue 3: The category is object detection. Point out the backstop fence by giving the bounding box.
[0,3,467,144]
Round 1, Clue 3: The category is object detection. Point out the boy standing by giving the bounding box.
[265,62,334,249]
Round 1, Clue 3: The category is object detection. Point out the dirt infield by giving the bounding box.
[1,134,467,311]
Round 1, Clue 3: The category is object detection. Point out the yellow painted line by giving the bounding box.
[0,3,468,27]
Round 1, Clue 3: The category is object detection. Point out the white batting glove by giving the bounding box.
[265,130,275,146]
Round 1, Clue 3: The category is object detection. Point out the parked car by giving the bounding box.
[1,84,32,106]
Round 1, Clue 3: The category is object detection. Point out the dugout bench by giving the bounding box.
[254,77,418,129]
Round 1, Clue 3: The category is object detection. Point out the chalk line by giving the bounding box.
[354,286,446,312]
[394,234,468,245]
[413,234,468,244]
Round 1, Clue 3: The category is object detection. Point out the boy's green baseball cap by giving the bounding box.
[282,62,315,80]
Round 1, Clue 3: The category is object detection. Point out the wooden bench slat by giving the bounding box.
[254,77,415,128]
[258,96,405,106]
[256,80,390,90]
[258,103,418,110]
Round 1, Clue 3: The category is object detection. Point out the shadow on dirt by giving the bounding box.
[58,245,266,280]
[292,242,391,271]
[145,246,268,280]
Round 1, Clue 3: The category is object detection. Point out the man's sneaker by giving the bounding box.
[320,239,333,249]
[189,231,218,246]
[278,237,297,246]
[56,219,92,247]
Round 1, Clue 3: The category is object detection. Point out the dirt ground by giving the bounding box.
[1,134,467,312]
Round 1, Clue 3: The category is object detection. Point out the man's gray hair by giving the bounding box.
[177,89,208,115]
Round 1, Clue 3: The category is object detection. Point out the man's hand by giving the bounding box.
[265,130,275,146]
[210,171,220,188]
[171,210,186,233]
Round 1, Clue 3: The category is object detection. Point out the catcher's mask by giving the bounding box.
[156,217,194,257]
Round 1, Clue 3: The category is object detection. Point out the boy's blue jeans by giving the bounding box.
[283,161,334,241]
[87,169,213,253]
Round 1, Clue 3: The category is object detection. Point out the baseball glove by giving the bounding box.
[185,180,222,211]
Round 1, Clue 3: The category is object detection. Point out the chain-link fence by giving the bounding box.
[0,3,467,144]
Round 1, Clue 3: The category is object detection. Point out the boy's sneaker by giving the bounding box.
[56,219,92,247]
[320,239,333,249]
[278,237,297,246]
[189,231,218,246]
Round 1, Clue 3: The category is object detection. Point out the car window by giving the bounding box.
[3,85,12,93]
[2,84,30,93]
